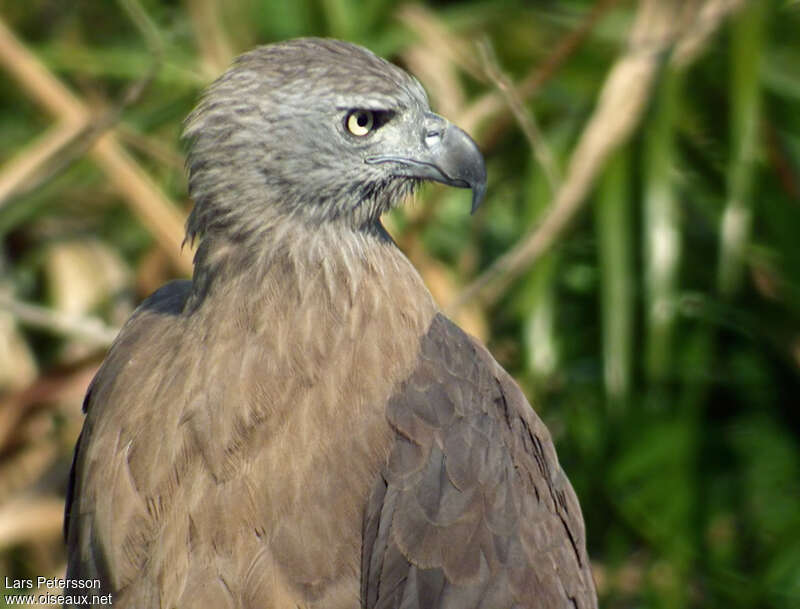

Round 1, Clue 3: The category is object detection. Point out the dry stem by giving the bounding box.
[0,16,192,274]
[448,0,744,313]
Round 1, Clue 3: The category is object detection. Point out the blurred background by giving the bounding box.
[0,0,798,607]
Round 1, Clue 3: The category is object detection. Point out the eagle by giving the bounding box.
[64,38,597,609]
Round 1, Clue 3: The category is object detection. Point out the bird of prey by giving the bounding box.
[64,38,597,609]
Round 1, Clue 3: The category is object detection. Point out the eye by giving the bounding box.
[346,110,374,136]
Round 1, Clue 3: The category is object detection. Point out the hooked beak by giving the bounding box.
[366,116,487,214]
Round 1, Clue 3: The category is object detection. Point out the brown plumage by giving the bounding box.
[64,38,596,608]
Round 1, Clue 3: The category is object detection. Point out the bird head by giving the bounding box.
[183,38,486,242]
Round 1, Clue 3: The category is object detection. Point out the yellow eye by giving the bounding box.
[346,110,374,136]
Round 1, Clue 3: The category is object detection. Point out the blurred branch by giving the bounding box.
[0,0,164,207]
[117,125,187,171]
[0,443,59,503]
[118,0,165,61]
[396,5,486,83]
[184,0,235,78]
[0,497,64,548]
[0,69,157,206]
[477,38,561,195]
[0,363,97,453]
[0,122,86,206]
[672,0,746,68]
[0,12,192,274]
[459,0,624,138]
[449,0,745,313]
[401,27,466,122]
[0,292,119,348]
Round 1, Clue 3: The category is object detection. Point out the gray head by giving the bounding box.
[183,38,485,244]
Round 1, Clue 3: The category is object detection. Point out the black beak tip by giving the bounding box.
[470,179,486,215]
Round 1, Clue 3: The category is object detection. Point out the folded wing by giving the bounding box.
[362,313,597,609]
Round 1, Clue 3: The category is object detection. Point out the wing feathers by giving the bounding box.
[362,313,597,609]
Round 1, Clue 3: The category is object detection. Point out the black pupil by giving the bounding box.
[357,113,369,127]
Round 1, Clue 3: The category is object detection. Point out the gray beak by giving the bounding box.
[366,116,487,214]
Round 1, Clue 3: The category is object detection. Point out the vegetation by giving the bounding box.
[1,1,798,607]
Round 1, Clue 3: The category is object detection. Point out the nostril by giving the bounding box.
[424,130,442,148]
